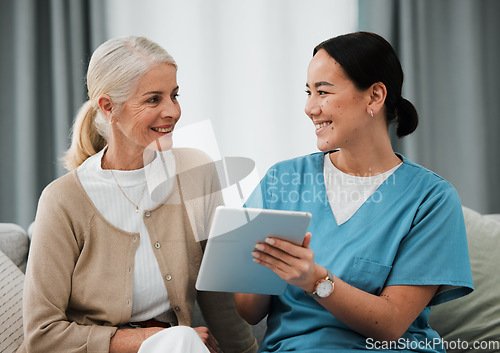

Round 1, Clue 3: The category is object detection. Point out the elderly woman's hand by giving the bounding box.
[192,326,219,353]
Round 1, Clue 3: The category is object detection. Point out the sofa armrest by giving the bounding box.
[0,249,25,352]
[428,207,500,352]
[0,223,29,273]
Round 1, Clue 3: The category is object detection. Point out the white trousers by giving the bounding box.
[138,326,210,353]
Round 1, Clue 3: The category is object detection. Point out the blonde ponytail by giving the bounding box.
[63,101,107,170]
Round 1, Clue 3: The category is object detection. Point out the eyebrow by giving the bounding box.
[143,86,179,96]
[305,81,334,88]
[143,91,163,96]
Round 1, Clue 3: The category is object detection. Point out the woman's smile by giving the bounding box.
[151,125,174,134]
[314,120,333,135]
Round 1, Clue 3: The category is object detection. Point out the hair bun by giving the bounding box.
[396,98,419,137]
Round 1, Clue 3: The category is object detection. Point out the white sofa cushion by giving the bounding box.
[0,249,24,353]
[428,207,500,352]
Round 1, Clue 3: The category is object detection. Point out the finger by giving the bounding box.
[258,238,314,267]
[206,338,217,353]
[201,329,218,353]
[252,248,294,279]
[302,232,312,248]
[194,327,219,352]
[253,244,294,271]
[208,343,218,353]
[264,236,311,259]
[207,333,219,353]
[255,241,293,260]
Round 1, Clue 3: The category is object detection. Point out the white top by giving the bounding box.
[77,148,176,322]
[323,153,402,225]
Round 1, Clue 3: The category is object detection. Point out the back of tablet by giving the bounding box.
[195,207,312,295]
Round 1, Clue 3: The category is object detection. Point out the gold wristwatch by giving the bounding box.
[306,269,334,299]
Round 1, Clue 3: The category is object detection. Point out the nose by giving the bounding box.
[161,98,181,121]
[304,95,321,119]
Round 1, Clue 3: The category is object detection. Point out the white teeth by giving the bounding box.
[152,127,173,133]
[315,121,332,130]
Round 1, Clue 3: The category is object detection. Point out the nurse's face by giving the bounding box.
[305,49,371,152]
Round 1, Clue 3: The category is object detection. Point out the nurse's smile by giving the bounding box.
[314,120,333,135]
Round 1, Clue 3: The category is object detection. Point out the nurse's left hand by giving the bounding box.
[252,232,324,292]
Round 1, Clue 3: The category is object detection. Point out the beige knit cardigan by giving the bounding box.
[18,148,257,353]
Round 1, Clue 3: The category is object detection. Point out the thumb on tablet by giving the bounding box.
[302,232,312,249]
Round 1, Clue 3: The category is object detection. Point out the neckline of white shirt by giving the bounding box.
[78,148,151,187]
[79,147,176,189]
[324,153,402,181]
[323,154,402,226]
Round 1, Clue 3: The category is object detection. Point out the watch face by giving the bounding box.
[316,280,333,298]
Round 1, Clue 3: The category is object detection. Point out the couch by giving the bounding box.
[1,207,499,353]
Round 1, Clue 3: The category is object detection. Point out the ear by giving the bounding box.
[367,82,387,117]
[97,94,115,120]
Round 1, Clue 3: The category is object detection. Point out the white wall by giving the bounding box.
[105,0,357,205]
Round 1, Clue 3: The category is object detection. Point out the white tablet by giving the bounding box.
[195,206,312,295]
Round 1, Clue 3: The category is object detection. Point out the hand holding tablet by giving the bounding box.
[195,207,312,295]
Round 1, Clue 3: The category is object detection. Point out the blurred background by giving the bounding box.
[1,0,499,229]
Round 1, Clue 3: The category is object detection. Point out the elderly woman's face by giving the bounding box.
[112,63,180,154]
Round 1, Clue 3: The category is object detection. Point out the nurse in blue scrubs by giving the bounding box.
[234,32,473,352]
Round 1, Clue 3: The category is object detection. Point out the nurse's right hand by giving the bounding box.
[252,233,324,293]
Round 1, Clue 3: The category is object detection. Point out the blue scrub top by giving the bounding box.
[245,152,473,353]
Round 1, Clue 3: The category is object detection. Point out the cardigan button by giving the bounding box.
[174,306,181,312]
[145,211,151,217]
[155,242,161,249]
[166,274,172,281]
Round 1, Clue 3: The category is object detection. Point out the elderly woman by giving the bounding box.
[235,32,473,352]
[19,36,257,353]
